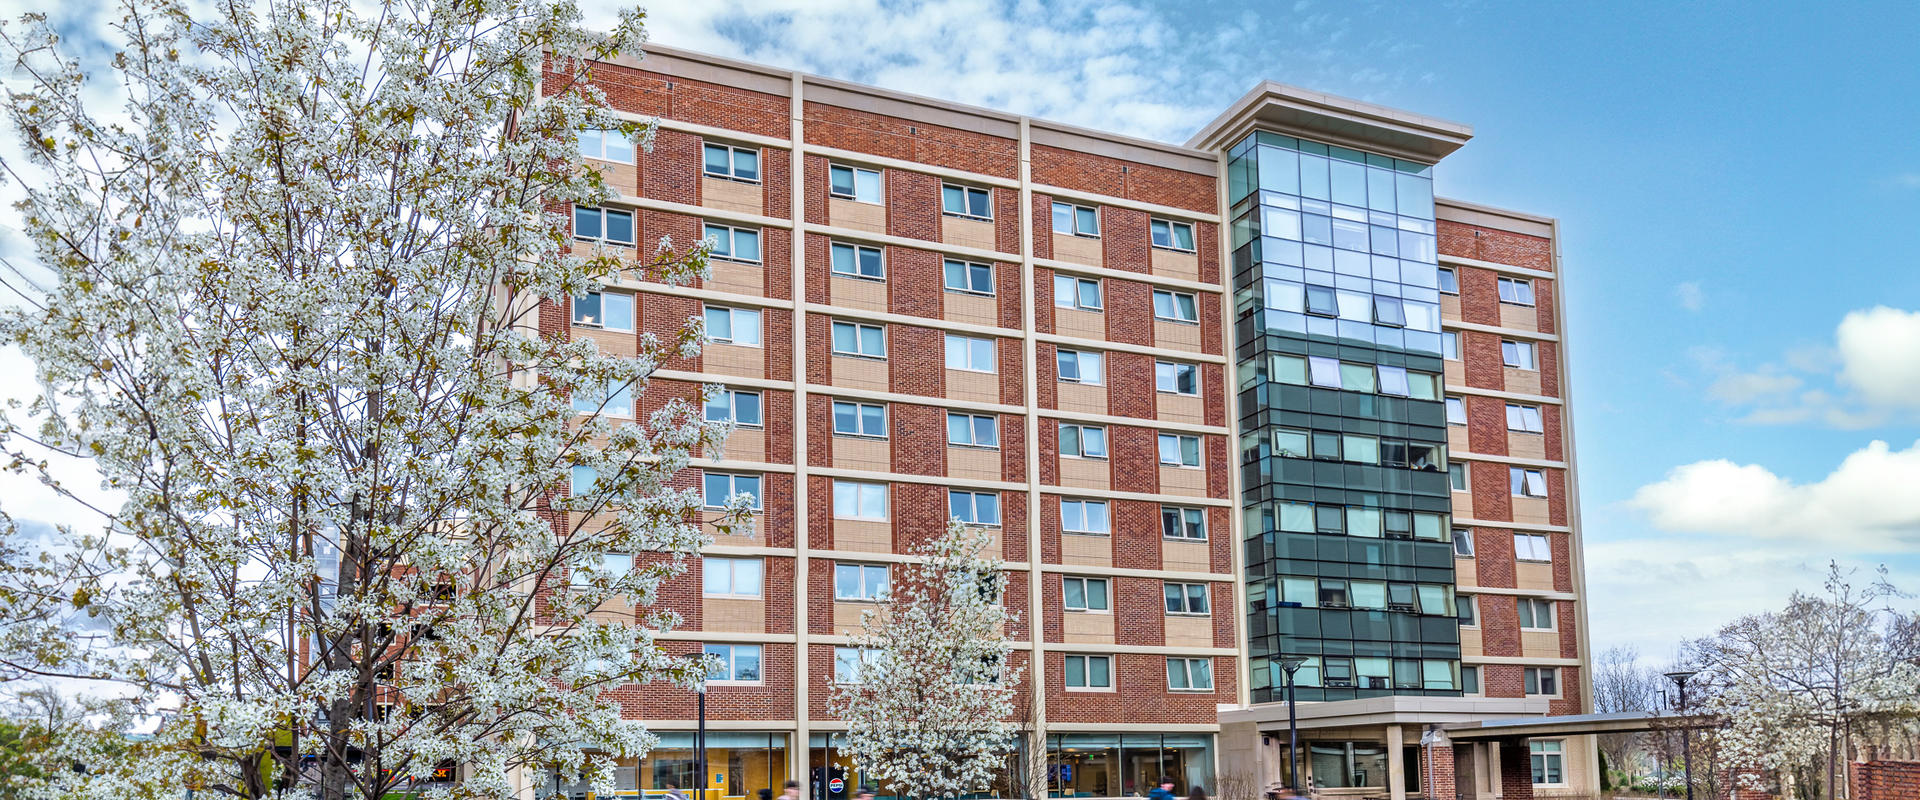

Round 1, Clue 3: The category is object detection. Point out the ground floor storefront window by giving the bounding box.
[613,731,788,800]
[1307,741,1387,790]
[1046,734,1214,797]
[809,734,1022,800]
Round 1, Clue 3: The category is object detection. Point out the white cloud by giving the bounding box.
[1707,369,1799,405]
[1628,439,1920,550]
[1692,306,1920,427]
[1836,306,1920,409]
[1674,280,1704,312]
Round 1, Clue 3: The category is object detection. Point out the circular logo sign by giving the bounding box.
[828,779,845,793]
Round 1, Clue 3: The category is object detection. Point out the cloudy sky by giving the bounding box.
[12,0,1920,666]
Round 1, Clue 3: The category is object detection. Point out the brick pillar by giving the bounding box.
[1715,766,1771,800]
[1420,742,1459,800]
[1498,740,1534,800]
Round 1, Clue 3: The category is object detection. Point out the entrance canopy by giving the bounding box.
[1442,710,1720,741]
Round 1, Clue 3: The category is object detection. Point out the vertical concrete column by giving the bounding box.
[1496,740,1534,800]
[1423,743,1459,800]
[1388,725,1407,800]
[788,70,812,791]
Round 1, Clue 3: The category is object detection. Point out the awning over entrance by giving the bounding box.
[1442,710,1720,741]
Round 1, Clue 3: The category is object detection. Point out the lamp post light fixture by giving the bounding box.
[697,681,709,800]
[1279,656,1309,794]
[1664,670,1700,800]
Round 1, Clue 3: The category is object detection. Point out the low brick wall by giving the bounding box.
[1852,760,1920,800]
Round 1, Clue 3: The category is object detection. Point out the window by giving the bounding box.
[705,643,762,683]
[1150,219,1196,252]
[1499,277,1536,306]
[1461,665,1481,695]
[705,389,763,427]
[703,305,762,347]
[1519,598,1556,630]
[702,473,762,510]
[1063,654,1112,689]
[831,320,886,358]
[1442,331,1460,361]
[832,480,888,521]
[580,128,634,163]
[1152,290,1199,323]
[1304,284,1338,316]
[950,490,1001,526]
[945,334,997,372]
[1530,740,1565,785]
[703,557,763,598]
[1164,582,1210,615]
[1061,499,1110,534]
[831,401,886,438]
[1060,424,1108,459]
[1057,350,1104,385]
[1378,365,1412,397]
[834,563,889,601]
[1511,468,1549,498]
[704,223,762,263]
[947,413,999,448]
[570,552,631,587]
[1157,433,1201,467]
[574,206,634,245]
[944,259,993,295]
[1453,529,1475,557]
[570,465,597,496]
[573,291,634,331]
[1446,397,1467,425]
[829,164,882,203]
[1437,267,1458,294]
[702,143,760,182]
[834,646,883,683]
[1167,657,1213,691]
[1161,507,1205,540]
[1051,202,1099,237]
[830,242,885,279]
[572,379,634,417]
[1458,595,1478,626]
[1525,668,1559,697]
[1274,428,1309,459]
[1374,296,1407,327]
[1053,275,1103,311]
[1502,339,1537,369]
[1516,533,1552,562]
[942,184,992,220]
[1156,361,1198,395]
[1506,404,1545,434]
[1448,463,1467,492]
[1062,577,1110,612]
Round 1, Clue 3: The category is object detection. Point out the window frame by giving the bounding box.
[831,479,889,522]
[1152,289,1201,324]
[1448,462,1468,492]
[1516,533,1553,563]
[1530,739,1567,786]
[1163,581,1211,615]
[1057,349,1104,385]
[580,128,635,164]
[1511,467,1549,498]
[833,562,890,602]
[1063,653,1114,690]
[1506,403,1545,434]
[949,489,1002,527]
[702,557,764,599]
[573,206,635,246]
[702,142,762,183]
[704,222,763,264]
[1445,396,1468,426]
[1499,277,1537,306]
[1458,594,1479,627]
[1149,218,1197,252]
[946,412,1000,449]
[1157,432,1203,468]
[1437,266,1459,294]
[703,305,763,347]
[828,163,883,204]
[829,241,886,280]
[941,183,993,221]
[1060,499,1111,535]
[1155,360,1200,396]
[570,552,632,588]
[1442,330,1460,361]
[572,291,634,332]
[705,389,764,428]
[1051,201,1101,237]
[830,320,887,359]
[1453,528,1476,557]
[704,643,764,684]
[1061,576,1111,613]
[1053,274,1104,311]
[702,472,764,511]
[1166,656,1214,692]
[1525,668,1561,699]
[1161,506,1206,541]
[830,400,888,439]
[1502,339,1538,370]
[833,646,884,684]
[1519,597,1557,630]
[943,258,994,296]
[944,333,998,373]
[1059,423,1109,459]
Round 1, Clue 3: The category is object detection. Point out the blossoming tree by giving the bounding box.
[0,1,736,798]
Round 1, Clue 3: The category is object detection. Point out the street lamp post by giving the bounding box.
[697,683,709,800]
[1279,656,1308,794]
[1664,670,1699,800]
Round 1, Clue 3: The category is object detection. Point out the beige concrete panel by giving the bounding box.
[704,342,764,379]
[1153,320,1203,353]
[832,602,882,635]
[830,198,887,234]
[1509,432,1547,461]
[1459,625,1483,658]
[834,520,893,553]
[832,355,890,391]
[1057,457,1110,491]
[1443,359,1465,387]
[1515,560,1556,591]
[1164,615,1213,648]
[1060,533,1111,567]
[585,159,637,196]
[1451,488,1475,520]
[968,526,1004,559]
[942,217,997,251]
[1454,555,1477,587]
[947,368,1000,403]
[1521,629,1560,659]
[709,426,765,463]
[944,292,998,327]
[948,446,1001,481]
[701,176,764,216]
[1504,367,1542,396]
[1055,307,1107,340]
[1063,610,1115,644]
[1499,303,1538,332]
[1158,465,1207,497]
[830,274,889,313]
[832,436,891,472]
[1163,540,1210,572]
[1447,425,1469,454]
[708,260,764,296]
[1157,393,1204,425]
[1440,293,1461,320]
[587,596,634,624]
[1513,496,1551,526]
[575,327,637,358]
[1150,248,1199,282]
[1057,382,1108,415]
[1052,234,1104,267]
[703,597,766,633]
[702,510,763,547]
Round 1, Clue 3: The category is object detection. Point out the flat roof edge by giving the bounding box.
[1186,81,1473,162]
[1436,196,1558,238]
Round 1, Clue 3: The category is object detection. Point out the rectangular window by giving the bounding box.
[570,465,597,497]
[947,412,999,448]
[830,401,886,438]
[1374,296,1407,327]
[1454,528,1475,557]
[1519,598,1556,630]
[1152,290,1200,323]
[1502,339,1538,370]
[830,242,885,279]
[574,206,635,245]
[702,142,760,182]
[1157,433,1202,467]
[1053,275,1104,311]
[1458,595,1479,626]
[1525,668,1560,698]
[1150,219,1196,251]
[702,557,763,598]
[1161,506,1206,540]
[1274,428,1309,459]
[1511,468,1549,498]
[1167,657,1213,691]
[950,490,1001,526]
[1304,284,1338,317]
[1530,740,1565,785]
[1063,654,1113,689]
[579,128,634,163]
[1062,576,1110,612]
[704,223,762,263]
[703,305,762,347]
[1060,424,1108,459]
[943,259,993,295]
[1446,397,1468,425]
[942,184,992,220]
[1516,533,1552,562]
[1442,330,1460,361]
[832,480,888,521]
[1164,582,1210,615]
[1061,499,1110,534]
[834,646,883,684]
[1052,202,1099,237]
[704,643,762,683]
[1506,403,1545,433]
[705,389,764,428]
[572,291,634,331]
[831,320,886,358]
[1448,463,1467,492]
[1499,277,1537,306]
[572,379,634,417]
[833,563,889,602]
[1308,356,1342,388]
[570,552,631,587]
[1155,361,1199,395]
[828,164,882,203]
[702,472,763,511]
[1377,365,1412,397]
[1438,267,1458,294]
[1057,350,1104,385]
[1461,665,1481,695]
[944,334,997,372]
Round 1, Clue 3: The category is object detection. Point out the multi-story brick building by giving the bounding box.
[533,44,1596,800]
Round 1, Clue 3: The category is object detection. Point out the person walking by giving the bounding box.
[781,780,802,800]
[1186,786,1209,800]
[664,784,689,800]
[1150,777,1179,800]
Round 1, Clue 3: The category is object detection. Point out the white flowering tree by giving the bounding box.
[0,1,737,799]
[827,520,1022,799]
